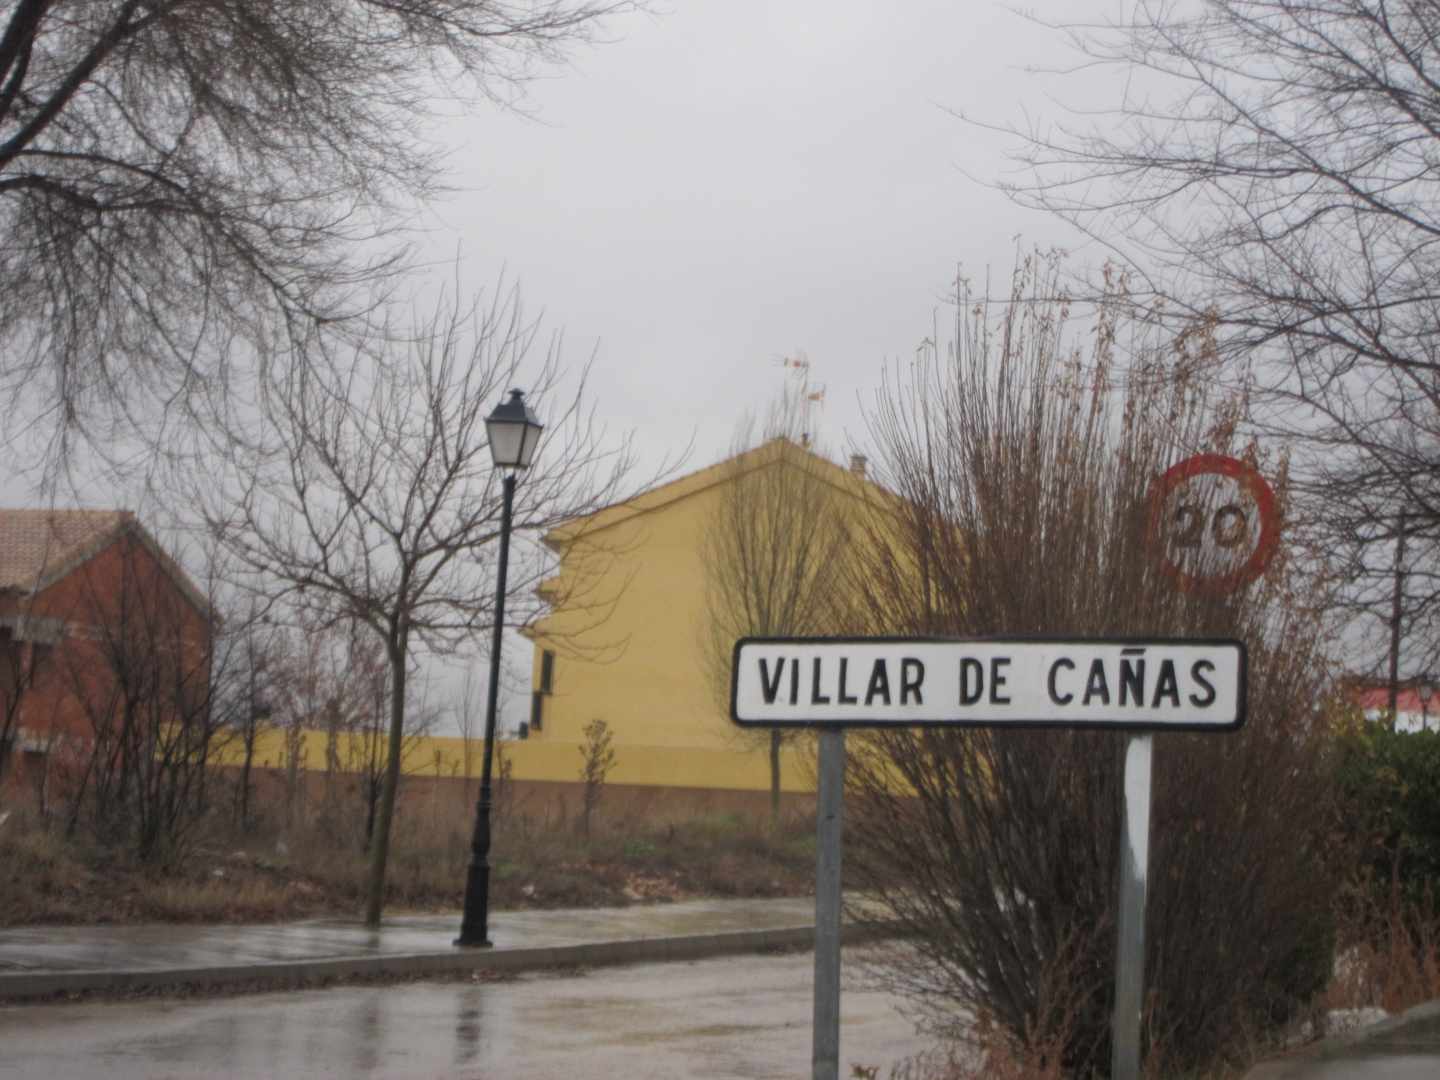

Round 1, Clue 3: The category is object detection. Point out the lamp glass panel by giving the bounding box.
[517,421,543,468]
[487,418,526,468]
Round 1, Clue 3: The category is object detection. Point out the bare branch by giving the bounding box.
[985,0,1440,678]
[0,0,639,472]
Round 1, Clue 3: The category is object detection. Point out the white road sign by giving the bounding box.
[731,637,1246,731]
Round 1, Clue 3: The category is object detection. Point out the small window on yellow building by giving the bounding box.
[539,650,555,694]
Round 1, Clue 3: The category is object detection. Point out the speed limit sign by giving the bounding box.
[1146,454,1280,595]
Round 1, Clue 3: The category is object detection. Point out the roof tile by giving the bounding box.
[0,509,132,591]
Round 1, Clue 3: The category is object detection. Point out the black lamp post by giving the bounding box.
[456,389,543,947]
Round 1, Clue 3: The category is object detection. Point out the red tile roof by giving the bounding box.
[1355,686,1438,715]
[0,509,134,592]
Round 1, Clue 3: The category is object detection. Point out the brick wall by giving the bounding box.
[1,531,209,775]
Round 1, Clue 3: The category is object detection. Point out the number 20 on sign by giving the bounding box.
[1146,453,1280,595]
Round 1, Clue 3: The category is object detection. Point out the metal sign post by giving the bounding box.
[812,727,844,1080]
[1112,734,1153,1080]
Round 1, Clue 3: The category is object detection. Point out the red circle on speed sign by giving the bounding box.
[1146,454,1280,595]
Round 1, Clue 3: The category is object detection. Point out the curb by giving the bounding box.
[0,922,888,1003]
[1243,998,1440,1079]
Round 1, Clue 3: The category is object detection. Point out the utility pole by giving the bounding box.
[1388,510,1409,717]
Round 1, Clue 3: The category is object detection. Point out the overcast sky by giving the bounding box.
[407,0,1113,468]
[3,0,1129,730]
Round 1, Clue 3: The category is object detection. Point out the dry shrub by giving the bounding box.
[1327,884,1440,1014]
[843,255,1342,1075]
[1334,724,1440,913]
[1327,720,1440,1015]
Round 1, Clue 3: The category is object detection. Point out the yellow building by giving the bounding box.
[518,437,883,794]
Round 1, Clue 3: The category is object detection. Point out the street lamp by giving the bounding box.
[456,389,543,947]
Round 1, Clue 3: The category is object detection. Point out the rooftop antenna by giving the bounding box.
[775,351,824,447]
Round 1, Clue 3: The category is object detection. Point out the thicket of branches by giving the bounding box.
[48,533,233,863]
[198,285,640,925]
[989,0,1440,681]
[700,381,853,823]
[263,615,439,846]
[0,0,633,466]
[842,258,1342,1074]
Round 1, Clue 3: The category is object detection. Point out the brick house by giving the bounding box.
[0,510,210,797]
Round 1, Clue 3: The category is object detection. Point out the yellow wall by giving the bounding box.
[521,440,882,793]
[210,444,895,796]
[214,727,815,792]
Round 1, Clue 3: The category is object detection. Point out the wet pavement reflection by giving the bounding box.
[0,949,921,1079]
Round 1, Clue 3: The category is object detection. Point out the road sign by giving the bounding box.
[737,634,1248,1080]
[731,637,1246,731]
[1146,453,1279,595]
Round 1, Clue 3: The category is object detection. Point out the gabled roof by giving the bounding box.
[0,509,209,616]
[543,437,887,548]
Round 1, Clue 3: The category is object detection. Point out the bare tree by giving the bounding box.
[338,630,438,848]
[0,614,29,785]
[842,256,1343,1074]
[200,285,639,925]
[985,0,1440,681]
[700,378,855,824]
[455,662,485,799]
[265,611,351,830]
[0,0,636,469]
[576,716,616,838]
[227,606,282,830]
[58,531,229,863]
[340,624,393,846]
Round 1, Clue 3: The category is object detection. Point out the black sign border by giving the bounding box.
[730,635,1248,732]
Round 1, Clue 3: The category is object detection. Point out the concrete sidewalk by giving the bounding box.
[0,896,831,1001]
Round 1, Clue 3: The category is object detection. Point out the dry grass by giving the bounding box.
[0,810,339,924]
[0,789,816,926]
[1324,885,1440,1016]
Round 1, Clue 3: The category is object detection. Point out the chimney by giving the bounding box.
[849,454,867,477]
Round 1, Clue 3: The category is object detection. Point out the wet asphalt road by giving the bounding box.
[0,950,924,1079]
